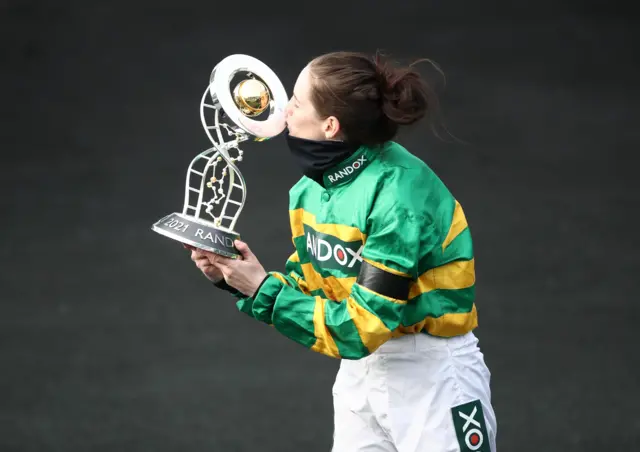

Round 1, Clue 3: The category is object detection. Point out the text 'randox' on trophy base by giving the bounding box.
[151,54,288,258]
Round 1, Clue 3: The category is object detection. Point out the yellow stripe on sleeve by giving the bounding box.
[271,273,291,287]
[345,297,392,354]
[288,272,311,295]
[287,251,300,263]
[425,304,478,337]
[300,263,356,300]
[395,304,478,338]
[310,297,341,358]
[442,200,468,251]
[409,259,475,299]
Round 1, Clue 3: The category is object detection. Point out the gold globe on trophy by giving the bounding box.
[233,78,270,117]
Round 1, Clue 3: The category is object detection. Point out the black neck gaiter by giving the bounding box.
[285,130,360,186]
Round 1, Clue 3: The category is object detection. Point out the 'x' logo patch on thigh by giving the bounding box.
[451,400,491,451]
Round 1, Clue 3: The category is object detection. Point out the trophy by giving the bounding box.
[151,54,288,258]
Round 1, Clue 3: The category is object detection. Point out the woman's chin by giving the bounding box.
[285,129,317,141]
[285,127,301,138]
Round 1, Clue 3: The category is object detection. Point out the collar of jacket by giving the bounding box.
[322,145,377,189]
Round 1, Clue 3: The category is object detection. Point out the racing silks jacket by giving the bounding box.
[233,141,477,360]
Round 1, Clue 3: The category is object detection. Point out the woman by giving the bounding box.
[187,51,497,452]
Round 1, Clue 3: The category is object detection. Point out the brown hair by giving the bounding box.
[308,51,442,146]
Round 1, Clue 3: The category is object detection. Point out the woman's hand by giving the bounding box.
[205,240,268,297]
[184,244,224,283]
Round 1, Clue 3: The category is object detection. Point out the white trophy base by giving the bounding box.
[151,212,241,259]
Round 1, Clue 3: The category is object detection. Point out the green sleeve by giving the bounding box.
[235,250,311,318]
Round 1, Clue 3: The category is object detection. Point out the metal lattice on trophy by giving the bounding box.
[151,54,288,258]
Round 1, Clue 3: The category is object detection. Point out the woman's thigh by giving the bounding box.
[383,333,497,452]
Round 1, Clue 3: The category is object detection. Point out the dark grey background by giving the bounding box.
[2,1,638,451]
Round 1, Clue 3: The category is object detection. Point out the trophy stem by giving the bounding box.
[182,147,218,217]
[198,100,248,232]
[213,105,229,159]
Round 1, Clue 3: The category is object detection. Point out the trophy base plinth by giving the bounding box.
[151,213,241,259]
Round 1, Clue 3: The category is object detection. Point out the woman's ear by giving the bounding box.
[323,116,341,140]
